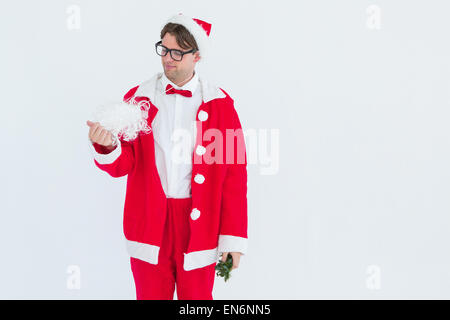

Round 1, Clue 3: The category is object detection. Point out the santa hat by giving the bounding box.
[164,13,212,60]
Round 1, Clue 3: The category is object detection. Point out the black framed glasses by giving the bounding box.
[155,40,197,61]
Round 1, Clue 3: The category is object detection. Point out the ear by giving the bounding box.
[194,51,201,63]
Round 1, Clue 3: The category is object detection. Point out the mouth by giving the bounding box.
[166,65,175,70]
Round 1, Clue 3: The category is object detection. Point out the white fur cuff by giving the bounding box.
[218,235,248,255]
[88,137,122,165]
[126,239,160,265]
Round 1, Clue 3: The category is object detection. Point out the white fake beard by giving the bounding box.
[89,97,152,146]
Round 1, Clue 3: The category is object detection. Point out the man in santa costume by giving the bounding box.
[86,13,248,300]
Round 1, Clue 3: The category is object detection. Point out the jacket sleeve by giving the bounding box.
[88,85,139,178]
[88,138,135,178]
[218,100,249,256]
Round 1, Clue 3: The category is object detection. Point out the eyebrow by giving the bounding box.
[161,43,183,51]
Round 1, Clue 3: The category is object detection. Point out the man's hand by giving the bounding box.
[221,252,242,270]
[86,120,115,151]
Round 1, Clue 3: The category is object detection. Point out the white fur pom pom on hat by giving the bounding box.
[89,97,152,146]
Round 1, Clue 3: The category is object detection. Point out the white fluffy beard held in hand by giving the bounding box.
[89,97,152,147]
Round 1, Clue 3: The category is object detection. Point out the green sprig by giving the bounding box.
[215,253,233,282]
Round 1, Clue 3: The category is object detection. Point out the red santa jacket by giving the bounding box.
[89,72,248,271]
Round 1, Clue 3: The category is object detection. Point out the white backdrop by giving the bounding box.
[1,0,450,299]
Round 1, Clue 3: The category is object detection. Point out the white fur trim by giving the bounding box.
[165,14,210,60]
[125,239,219,271]
[199,76,226,103]
[183,247,220,271]
[125,239,160,264]
[88,137,122,165]
[135,72,226,104]
[218,235,248,255]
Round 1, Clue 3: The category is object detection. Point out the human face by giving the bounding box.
[160,32,200,85]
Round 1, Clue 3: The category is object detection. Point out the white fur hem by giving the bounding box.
[125,239,219,271]
[218,235,248,255]
[183,247,220,271]
[88,137,122,165]
[126,239,160,264]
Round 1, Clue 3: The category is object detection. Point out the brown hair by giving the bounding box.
[160,23,199,51]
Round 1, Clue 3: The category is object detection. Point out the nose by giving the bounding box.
[163,53,174,63]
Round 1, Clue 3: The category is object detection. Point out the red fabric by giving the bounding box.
[165,84,192,97]
[192,18,212,36]
[130,197,216,300]
[92,85,247,257]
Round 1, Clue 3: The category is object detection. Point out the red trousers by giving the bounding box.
[130,197,216,300]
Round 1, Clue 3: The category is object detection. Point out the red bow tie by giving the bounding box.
[165,84,192,97]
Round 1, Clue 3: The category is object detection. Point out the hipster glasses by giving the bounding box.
[155,40,197,61]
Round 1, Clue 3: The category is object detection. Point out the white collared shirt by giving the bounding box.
[152,70,202,198]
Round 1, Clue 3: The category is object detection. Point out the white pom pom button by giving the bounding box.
[194,173,205,184]
[190,208,201,220]
[198,110,208,122]
[195,145,206,156]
